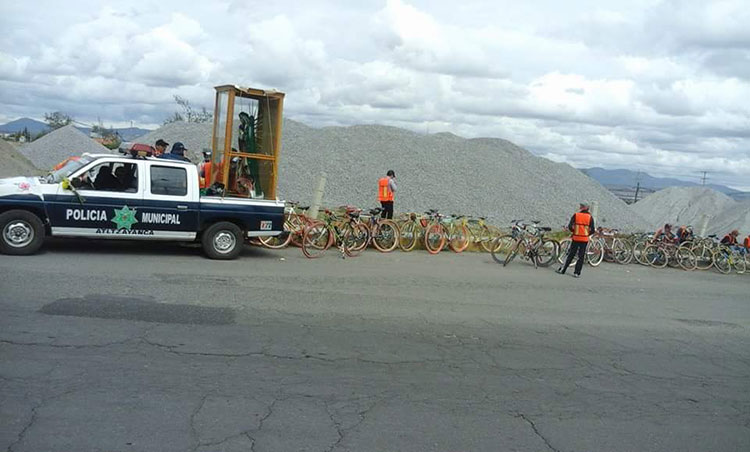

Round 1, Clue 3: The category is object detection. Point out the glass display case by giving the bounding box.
[208,85,285,200]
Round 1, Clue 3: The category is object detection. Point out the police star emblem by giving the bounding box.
[111,206,138,230]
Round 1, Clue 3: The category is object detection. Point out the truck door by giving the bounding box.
[140,164,199,240]
[47,159,147,237]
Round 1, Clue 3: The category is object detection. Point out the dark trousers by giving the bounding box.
[380,201,393,219]
[562,240,587,275]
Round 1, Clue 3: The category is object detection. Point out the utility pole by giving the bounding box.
[634,181,641,203]
[633,171,642,203]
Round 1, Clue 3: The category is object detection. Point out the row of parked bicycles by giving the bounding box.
[489,222,749,275]
[254,203,503,258]
[253,203,748,274]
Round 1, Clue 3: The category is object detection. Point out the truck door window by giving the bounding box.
[151,166,187,196]
[85,162,138,192]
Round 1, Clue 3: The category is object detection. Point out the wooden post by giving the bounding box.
[308,172,327,219]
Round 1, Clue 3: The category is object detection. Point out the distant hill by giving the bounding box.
[0,119,152,142]
[581,167,746,198]
[0,118,49,135]
[75,126,153,142]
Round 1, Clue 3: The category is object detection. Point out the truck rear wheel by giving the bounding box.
[0,210,45,256]
[202,222,243,260]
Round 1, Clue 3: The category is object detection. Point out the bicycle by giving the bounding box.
[258,201,311,249]
[557,236,605,267]
[493,221,558,268]
[301,207,369,258]
[363,207,400,252]
[465,216,502,252]
[396,212,423,252]
[422,210,470,254]
[643,240,697,270]
[712,245,746,274]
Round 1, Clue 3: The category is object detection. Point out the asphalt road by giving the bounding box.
[1,240,749,452]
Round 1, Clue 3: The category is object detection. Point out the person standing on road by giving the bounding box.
[556,202,595,278]
[378,170,396,219]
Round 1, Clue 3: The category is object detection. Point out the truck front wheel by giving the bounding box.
[202,222,243,260]
[0,210,45,256]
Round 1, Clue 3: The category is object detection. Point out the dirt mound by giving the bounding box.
[0,140,41,178]
[631,187,736,230]
[17,125,112,171]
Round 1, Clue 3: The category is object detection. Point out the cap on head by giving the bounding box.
[155,139,169,148]
[171,142,187,155]
[387,170,395,177]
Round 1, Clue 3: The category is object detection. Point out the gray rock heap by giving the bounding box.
[0,139,41,178]
[18,125,112,171]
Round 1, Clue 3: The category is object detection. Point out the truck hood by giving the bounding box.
[0,176,45,199]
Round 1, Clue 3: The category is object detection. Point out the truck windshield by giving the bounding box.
[45,157,94,183]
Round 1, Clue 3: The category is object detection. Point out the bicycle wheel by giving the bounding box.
[344,223,370,257]
[632,240,650,265]
[490,235,515,264]
[691,243,714,270]
[424,223,446,254]
[302,222,332,258]
[612,238,633,264]
[372,220,399,252]
[587,239,605,267]
[477,225,495,253]
[399,221,421,252]
[713,249,731,274]
[676,247,697,271]
[557,238,573,265]
[503,240,522,267]
[535,239,559,267]
[448,224,470,253]
[259,217,294,249]
[645,244,668,268]
[734,254,746,275]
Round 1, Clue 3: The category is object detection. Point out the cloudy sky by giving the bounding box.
[1,0,749,189]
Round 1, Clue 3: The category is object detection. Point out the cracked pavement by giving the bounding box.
[1,239,749,451]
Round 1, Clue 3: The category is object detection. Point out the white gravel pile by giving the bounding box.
[706,201,750,236]
[281,121,645,229]
[134,122,212,162]
[18,125,112,171]
[135,120,647,229]
[0,140,41,178]
[632,187,736,230]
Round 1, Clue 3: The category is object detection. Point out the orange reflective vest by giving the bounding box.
[378,177,394,202]
[199,162,213,189]
[572,212,592,242]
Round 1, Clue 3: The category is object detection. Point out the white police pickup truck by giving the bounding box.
[0,152,285,259]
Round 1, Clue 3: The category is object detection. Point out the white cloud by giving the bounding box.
[0,0,749,189]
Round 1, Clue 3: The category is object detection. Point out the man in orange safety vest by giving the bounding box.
[556,202,596,278]
[378,170,397,219]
